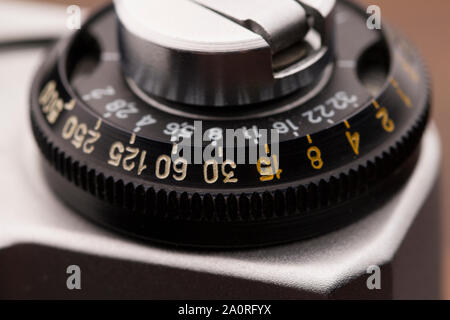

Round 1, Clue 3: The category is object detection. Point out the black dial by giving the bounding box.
[30,1,430,248]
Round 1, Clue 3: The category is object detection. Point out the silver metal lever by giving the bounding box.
[192,0,310,55]
[115,0,336,106]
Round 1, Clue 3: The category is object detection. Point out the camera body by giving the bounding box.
[0,57,441,296]
[0,0,442,299]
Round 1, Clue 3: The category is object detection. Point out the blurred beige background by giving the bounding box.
[358,0,450,300]
[37,0,450,298]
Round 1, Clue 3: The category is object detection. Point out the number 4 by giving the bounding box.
[345,131,360,156]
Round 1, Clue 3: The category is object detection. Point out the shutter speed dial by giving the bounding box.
[30,1,430,248]
[115,0,336,106]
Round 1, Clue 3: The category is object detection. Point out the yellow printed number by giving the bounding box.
[307,146,323,170]
[39,81,75,124]
[376,108,395,133]
[257,145,282,182]
[345,131,360,156]
[155,155,188,181]
[203,160,238,184]
[61,116,101,154]
[108,141,147,176]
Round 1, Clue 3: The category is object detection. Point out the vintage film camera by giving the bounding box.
[0,0,441,299]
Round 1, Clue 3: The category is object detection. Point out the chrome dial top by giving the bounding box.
[114,0,336,106]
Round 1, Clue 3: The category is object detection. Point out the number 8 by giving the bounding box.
[307,146,324,170]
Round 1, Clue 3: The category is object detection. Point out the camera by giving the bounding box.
[0,0,442,300]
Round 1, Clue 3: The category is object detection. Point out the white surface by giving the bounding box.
[114,0,267,52]
[0,0,85,43]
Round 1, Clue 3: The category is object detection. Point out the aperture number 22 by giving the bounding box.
[302,91,358,124]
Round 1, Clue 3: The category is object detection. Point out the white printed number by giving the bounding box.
[164,122,194,142]
[104,99,138,119]
[83,86,115,101]
[302,92,358,124]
